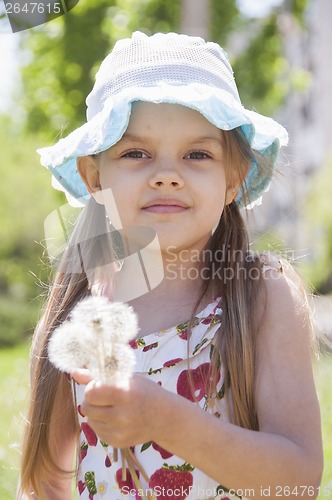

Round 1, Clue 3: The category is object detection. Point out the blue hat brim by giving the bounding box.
[38,83,288,208]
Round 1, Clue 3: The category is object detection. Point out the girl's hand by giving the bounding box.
[72,369,168,448]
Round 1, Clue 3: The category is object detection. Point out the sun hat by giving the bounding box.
[37,31,288,208]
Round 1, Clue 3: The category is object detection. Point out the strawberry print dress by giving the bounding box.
[74,298,245,500]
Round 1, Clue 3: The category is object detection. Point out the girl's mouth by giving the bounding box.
[143,205,188,214]
[142,199,189,214]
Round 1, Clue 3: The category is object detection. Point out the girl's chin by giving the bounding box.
[158,239,211,257]
[117,225,212,257]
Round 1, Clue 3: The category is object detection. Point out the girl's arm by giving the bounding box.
[77,269,323,499]
[153,268,323,496]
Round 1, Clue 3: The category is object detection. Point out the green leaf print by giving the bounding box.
[176,320,190,333]
[148,367,162,375]
[192,338,209,355]
[209,344,222,371]
[84,471,97,495]
[141,441,152,452]
[217,383,225,400]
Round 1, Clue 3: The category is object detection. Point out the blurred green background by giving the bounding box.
[0,0,331,497]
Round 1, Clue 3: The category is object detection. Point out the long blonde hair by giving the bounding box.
[20,128,293,496]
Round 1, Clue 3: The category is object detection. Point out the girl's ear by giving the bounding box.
[225,160,248,206]
[225,185,239,206]
[77,156,104,205]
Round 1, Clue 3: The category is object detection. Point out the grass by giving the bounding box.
[0,343,30,499]
[316,353,332,497]
[0,345,331,499]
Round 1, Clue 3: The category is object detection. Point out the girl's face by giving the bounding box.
[79,102,237,254]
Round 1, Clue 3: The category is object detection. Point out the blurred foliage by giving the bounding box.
[231,13,287,116]
[303,157,332,293]
[0,116,58,346]
[19,0,180,137]
[19,0,114,136]
[210,0,241,45]
[251,230,287,257]
[290,0,309,23]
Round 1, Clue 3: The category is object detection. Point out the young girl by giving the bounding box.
[19,32,323,499]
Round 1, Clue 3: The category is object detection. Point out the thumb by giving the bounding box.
[72,368,93,385]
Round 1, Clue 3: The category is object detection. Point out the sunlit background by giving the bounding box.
[0,0,331,497]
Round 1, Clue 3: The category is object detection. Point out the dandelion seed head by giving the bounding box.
[49,296,137,386]
[91,344,136,388]
[71,296,138,343]
[104,354,119,372]
[48,323,93,372]
[71,296,111,330]
[106,302,139,343]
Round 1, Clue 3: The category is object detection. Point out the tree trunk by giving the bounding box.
[181,0,210,39]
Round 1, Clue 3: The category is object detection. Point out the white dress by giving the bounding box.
[74,297,244,500]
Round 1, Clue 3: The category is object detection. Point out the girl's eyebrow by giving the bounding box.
[187,136,223,147]
[119,133,223,147]
[119,133,147,144]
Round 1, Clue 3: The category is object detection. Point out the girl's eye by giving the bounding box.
[185,151,211,160]
[122,150,148,159]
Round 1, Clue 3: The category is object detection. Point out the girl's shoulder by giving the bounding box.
[253,255,322,471]
[255,251,308,299]
[253,252,315,347]
[261,252,309,300]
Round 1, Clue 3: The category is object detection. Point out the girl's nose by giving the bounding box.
[148,161,185,189]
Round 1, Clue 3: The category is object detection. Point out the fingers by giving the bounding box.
[72,369,130,405]
[85,380,129,406]
[80,397,131,448]
[71,368,93,385]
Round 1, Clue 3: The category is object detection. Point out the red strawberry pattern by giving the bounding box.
[105,454,112,468]
[140,441,173,459]
[177,363,212,402]
[149,462,194,499]
[143,341,159,352]
[78,480,86,495]
[130,338,146,349]
[78,404,85,418]
[176,317,200,340]
[81,422,98,446]
[75,298,241,499]
[116,467,140,499]
[163,358,183,368]
[201,313,215,325]
[152,442,173,459]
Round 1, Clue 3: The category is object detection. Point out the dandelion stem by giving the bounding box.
[121,449,126,481]
[127,447,150,484]
[123,449,151,500]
